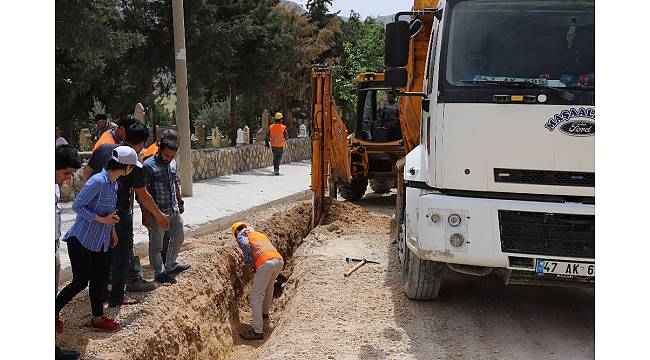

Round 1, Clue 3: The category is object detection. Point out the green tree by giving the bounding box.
[56,0,145,142]
[263,4,340,136]
[332,16,385,129]
[306,0,336,28]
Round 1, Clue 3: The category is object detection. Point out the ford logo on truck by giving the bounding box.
[559,120,595,137]
[545,107,595,137]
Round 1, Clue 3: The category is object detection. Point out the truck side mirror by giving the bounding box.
[385,21,410,68]
[385,68,407,88]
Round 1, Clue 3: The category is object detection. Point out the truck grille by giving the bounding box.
[494,168,595,187]
[499,210,594,259]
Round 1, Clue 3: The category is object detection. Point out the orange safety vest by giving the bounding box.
[143,143,158,161]
[269,123,287,148]
[92,130,118,151]
[246,230,283,270]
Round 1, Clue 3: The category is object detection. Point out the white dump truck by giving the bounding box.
[386,0,595,299]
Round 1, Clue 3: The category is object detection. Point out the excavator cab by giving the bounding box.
[356,88,402,143]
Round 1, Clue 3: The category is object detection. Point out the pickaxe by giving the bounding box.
[343,257,380,277]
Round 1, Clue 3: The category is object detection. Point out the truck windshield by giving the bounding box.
[444,0,594,89]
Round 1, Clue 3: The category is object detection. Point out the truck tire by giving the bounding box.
[370,179,390,194]
[402,246,444,300]
[338,178,368,201]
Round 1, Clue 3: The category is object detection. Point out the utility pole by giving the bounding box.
[172,0,193,196]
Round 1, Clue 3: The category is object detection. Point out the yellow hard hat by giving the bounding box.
[231,221,248,237]
[274,112,283,120]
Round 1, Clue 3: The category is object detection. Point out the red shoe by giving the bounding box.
[89,316,121,332]
[56,316,63,334]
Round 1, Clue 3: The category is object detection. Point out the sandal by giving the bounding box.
[121,295,139,305]
[108,295,139,308]
[87,316,121,332]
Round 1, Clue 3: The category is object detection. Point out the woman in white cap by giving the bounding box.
[55,146,141,332]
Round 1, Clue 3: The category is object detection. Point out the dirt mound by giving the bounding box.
[323,199,373,225]
[56,200,311,360]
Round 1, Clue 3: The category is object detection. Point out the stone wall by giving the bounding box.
[191,138,310,181]
[59,138,311,202]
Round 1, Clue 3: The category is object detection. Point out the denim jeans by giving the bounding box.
[148,211,185,275]
[271,147,284,172]
[108,210,139,304]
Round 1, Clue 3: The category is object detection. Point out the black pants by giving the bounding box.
[109,210,138,304]
[272,147,284,172]
[55,237,110,317]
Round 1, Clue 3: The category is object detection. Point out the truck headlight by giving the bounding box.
[449,233,465,247]
[448,213,462,227]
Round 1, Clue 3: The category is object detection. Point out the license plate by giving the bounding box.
[535,259,594,276]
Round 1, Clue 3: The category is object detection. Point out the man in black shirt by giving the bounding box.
[85,119,171,304]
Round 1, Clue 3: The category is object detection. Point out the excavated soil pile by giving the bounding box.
[56,200,311,360]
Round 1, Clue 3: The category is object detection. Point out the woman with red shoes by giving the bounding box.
[56,146,141,332]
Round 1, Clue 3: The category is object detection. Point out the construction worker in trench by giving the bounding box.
[231,221,284,340]
[265,112,289,175]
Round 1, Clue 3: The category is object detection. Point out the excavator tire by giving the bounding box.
[338,178,368,201]
[369,179,390,194]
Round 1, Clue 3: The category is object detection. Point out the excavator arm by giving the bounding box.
[310,67,352,227]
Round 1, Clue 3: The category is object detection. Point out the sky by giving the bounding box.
[294,0,410,19]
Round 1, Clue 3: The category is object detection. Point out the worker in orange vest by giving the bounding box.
[231,221,284,340]
[265,112,289,175]
[92,115,137,151]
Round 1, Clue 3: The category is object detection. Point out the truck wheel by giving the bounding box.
[338,178,368,201]
[402,246,444,300]
[369,179,390,194]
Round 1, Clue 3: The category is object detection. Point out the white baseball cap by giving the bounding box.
[112,146,142,168]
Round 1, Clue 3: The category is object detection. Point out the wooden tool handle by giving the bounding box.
[343,259,366,277]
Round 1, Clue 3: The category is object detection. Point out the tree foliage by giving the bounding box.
[55,0,383,146]
[333,14,386,127]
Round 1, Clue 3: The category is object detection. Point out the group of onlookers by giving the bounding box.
[55,116,190,359]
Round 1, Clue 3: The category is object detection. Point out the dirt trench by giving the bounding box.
[56,200,313,359]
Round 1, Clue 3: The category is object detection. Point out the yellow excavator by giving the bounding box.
[310,0,438,227]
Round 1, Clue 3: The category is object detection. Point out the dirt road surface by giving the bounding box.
[227,193,595,360]
[56,193,594,359]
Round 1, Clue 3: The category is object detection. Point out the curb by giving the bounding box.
[58,189,312,284]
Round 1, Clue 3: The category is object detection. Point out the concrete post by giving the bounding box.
[172,0,193,196]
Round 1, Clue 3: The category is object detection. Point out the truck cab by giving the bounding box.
[389,0,595,299]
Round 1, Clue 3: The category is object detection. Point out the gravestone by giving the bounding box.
[256,109,270,143]
[196,126,206,147]
[298,123,308,138]
[236,128,245,145]
[79,128,93,151]
[242,126,250,145]
[211,127,222,147]
[134,103,145,121]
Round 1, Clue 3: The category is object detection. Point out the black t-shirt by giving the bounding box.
[88,142,146,212]
[116,166,146,212]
